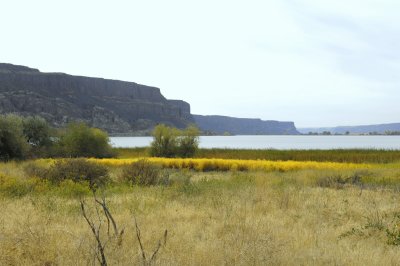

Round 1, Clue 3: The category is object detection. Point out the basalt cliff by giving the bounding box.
[0,63,193,134]
[0,63,299,135]
[194,115,299,135]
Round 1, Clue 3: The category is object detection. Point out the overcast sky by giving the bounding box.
[1,0,399,127]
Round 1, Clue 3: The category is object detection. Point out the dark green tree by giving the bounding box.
[177,125,200,158]
[150,124,200,158]
[150,124,179,158]
[0,114,30,160]
[23,116,53,148]
[22,116,54,157]
[58,122,113,158]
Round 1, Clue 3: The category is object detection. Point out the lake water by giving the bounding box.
[110,135,400,150]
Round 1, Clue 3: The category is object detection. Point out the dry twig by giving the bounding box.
[134,216,168,266]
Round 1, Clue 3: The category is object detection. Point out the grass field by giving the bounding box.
[1,151,400,265]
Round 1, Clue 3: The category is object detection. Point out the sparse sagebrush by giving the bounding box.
[45,159,110,191]
[338,210,400,246]
[121,159,169,186]
[23,162,48,179]
[317,172,364,189]
[383,212,400,246]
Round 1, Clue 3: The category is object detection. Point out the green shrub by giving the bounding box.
[57,122,114,158]
[150,124,199,158]
[150,124,179,158]
[177,125,200,158]
[0,114,30,161]
[0,173,35,197]
[121,159,169,186]
[45,159,110,191]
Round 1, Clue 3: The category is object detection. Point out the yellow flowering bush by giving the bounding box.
[88,158,372,172]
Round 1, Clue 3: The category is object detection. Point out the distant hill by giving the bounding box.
[0,63,193,134]
[299,123,400,135]
[193,115,299,135]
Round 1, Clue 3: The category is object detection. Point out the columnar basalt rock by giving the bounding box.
[193,115,299,135]
[0,63,300,135]
[0,63,194,134]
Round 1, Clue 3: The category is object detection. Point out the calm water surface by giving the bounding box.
[110,135,400,150]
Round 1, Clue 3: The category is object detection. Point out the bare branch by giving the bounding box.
[134,216,147,264]
[150,230,168,263]
[163,230,168,247]
[95,196,119,237]
[133,216,168,266]
[149,240,162,263]
[80,200,108,266]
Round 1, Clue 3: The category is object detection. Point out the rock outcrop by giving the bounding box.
[0,63,301,136]
[193,115,299,135]
[0,63,194,134]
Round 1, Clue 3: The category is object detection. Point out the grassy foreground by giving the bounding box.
[1,154,400,265]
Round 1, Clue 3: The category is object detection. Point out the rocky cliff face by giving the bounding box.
[0,63,301,136]
[193,115,299,135]
[0,63,194,134]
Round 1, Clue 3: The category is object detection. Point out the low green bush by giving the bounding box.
[45,159,110,191]
[0,173,36,197]
[121,159,169,186]
[23,162,48,178]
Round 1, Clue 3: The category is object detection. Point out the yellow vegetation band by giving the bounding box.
[85,158,372,172]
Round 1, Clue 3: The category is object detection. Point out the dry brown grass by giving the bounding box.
[1,167,400,265]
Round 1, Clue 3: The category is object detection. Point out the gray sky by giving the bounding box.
[1,0,399,127]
